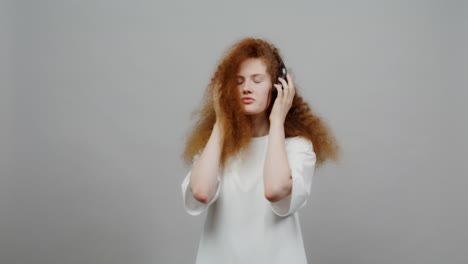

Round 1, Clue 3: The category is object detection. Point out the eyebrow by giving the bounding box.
[236,74,266,78]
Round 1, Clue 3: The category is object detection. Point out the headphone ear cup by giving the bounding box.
[272,61,287,103]
[272,85,278,99]
[280,64,288,85]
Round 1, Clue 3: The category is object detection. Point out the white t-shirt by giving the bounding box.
[181,135,316,264]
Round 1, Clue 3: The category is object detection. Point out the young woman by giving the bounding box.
[181,37,340,263]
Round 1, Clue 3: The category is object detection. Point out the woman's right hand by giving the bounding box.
[212,87,225,133]
[212,85,223,119]
[189,87,225,204]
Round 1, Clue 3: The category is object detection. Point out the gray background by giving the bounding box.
[2,0,467,263]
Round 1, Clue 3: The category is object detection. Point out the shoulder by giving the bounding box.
[285,136,314,152]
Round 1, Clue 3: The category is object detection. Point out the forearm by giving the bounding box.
[263,121,292,202]
[189,121,224,204]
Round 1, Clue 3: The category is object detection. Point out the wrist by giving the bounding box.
[214,121,225,139]
[269,118,285,127]
[269,120,285,133]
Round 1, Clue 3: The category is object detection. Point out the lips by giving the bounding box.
[241,98,255,104]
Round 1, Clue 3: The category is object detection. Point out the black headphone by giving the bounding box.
[271,52,288,100]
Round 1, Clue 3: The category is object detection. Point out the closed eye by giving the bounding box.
[236,74,265,84]
[252,75,265,83]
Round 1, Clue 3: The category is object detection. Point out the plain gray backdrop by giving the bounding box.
[2,0,467,263]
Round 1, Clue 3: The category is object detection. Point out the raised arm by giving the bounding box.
[264,73,295,202]
[189,121,224,204]
[263,121,292,202]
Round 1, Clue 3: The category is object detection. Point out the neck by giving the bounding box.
[249,114,269,137]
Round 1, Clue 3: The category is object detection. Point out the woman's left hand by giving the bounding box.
[269,73,295,124]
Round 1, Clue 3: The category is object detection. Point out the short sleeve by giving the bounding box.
[269,137,316,217]
[181,154,221,216]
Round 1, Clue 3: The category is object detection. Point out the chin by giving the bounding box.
[242,109,264,116]
[241,104,267,116]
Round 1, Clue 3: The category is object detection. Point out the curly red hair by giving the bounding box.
[182,37,340,169]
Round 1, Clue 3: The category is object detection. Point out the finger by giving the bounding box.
[213,94,218,109]
[281,80,289,102]
[286,73,294,91]
[273,84,283,99]
[285,73,295,99]
[278,77,288,90]
[278,77,289,101]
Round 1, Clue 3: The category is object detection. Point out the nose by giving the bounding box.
[241,80,252,94]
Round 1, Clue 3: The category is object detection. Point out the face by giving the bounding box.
[236,58,273,116]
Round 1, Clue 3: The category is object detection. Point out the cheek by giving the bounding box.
[261,83,272,103]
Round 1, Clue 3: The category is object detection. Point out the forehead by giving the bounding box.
[237,58,268,75]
